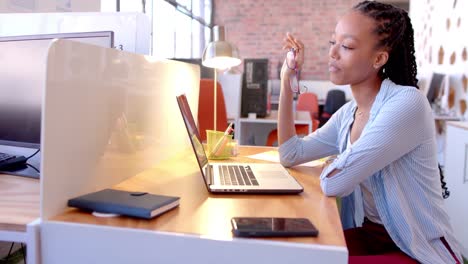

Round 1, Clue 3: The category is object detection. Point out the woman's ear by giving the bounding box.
[373,51,389,69]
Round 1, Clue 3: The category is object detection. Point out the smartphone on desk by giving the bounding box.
[231,217,319,237]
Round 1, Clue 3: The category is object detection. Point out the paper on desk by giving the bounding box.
[247,150,326,167]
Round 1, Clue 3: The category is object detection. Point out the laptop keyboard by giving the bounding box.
[0,152,28,170]
[219,165,259,186]
[0,152,15,163]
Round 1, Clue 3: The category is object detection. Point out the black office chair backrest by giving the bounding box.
[323,89,346,115]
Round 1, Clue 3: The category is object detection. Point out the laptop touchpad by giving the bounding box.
[257,170,288,179]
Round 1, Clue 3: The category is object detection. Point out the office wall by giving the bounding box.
[213,0,360,81]
[411,0,468,118]
[0,0,99,12]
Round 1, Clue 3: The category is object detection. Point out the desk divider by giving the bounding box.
[40,39,200,220]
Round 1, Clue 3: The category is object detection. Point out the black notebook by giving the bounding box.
[68,189,180,219]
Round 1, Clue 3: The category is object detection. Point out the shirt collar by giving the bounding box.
[347,78,393,119]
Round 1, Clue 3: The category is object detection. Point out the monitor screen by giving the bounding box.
[426,73,445,104]
[0,31,114,149]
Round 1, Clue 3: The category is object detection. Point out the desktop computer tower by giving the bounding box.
[241,59,269,118]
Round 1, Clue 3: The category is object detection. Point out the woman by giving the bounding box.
[277,1,462,263]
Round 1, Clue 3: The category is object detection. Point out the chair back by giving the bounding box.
[296,92,319,120]
[198,79,228,141]
[265,92,320,147]
[323,89,346,115]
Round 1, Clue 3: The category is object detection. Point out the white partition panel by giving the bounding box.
[40,39,200,219]
[42,221,347,264]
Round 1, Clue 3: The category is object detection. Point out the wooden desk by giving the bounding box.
[42,146,346,263]
[236,110,312,145]
[0,174,40,264]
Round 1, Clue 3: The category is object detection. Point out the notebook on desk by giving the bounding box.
[176,94,303,194]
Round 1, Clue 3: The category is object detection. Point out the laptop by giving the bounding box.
[176,94,303,194]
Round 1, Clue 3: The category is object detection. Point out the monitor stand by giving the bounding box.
[0,146,40,179]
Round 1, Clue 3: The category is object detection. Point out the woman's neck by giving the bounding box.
[351,77,383,112]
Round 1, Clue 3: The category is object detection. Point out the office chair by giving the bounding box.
[320,89,346,127]
[198,79,228,141]
[265,92,320,146]
[296,92,320,122]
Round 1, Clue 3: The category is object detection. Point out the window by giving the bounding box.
[101,0,212,58]
[174,10,192,57]
[153,0,212,58]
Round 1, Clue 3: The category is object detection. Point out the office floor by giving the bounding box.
[0,242,24,264]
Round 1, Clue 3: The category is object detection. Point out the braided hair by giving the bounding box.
[353,1,418,88]
[439,164,451,199]
[354,1,450,199]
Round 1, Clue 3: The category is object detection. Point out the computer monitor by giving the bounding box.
[0,31,114,178]
[241,58,269,118]
[426,73,445,104]
[0,31,114,149]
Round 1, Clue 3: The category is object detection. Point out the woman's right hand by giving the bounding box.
[277,33,305,145]
[280,33,305,81]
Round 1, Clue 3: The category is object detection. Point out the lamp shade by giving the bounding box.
[202,25,241,69]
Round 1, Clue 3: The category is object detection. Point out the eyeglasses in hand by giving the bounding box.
[286,48,307,94]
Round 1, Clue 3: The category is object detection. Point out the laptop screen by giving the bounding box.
[176,94,209,174]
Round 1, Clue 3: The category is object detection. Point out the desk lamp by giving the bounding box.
[202,25,241,131]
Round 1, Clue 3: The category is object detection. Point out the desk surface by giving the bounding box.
[239,110,311,124]
[52,146,345,247]
[447,121,468,130]
[433,114,463,121]
[0,174,40,232]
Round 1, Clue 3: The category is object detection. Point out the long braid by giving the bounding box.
[353,1,419,88]
[439,164,450,199]
[354,1,449,199]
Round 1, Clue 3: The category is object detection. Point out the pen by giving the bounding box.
[224,122,234,135]
[212,123,234,156]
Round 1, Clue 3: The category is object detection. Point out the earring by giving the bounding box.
[383,67,386,74]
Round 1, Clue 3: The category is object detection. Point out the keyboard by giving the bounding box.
[0,152,27,169]
[0,152,15,162]
[219,165,259,186]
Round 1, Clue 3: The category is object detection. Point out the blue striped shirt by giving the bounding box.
[279,79,462,263]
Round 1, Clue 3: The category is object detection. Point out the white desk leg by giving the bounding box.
[26,219,41,264]
[237,121,258,145]
[237,121,244,145]
[233,118,240,142]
